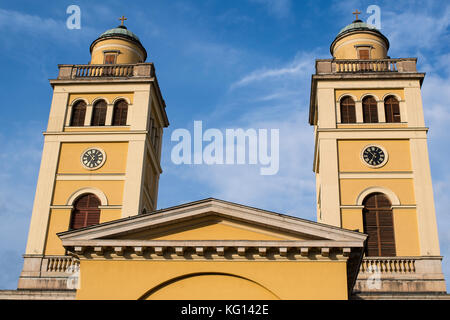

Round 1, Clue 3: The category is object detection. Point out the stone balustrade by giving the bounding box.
[359,257,416,274]
[315,58,418,74]
[57,63,155,79]
[43,256,80,275]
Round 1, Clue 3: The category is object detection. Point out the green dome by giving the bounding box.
[98,25,141,42]
[331,19,390,54]
[89,25,147,61]
[337,20,381,37]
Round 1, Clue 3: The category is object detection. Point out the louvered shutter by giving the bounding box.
[340,97,356,123]
[70,101,87,126]
[362,96,378,123]
[70,194,101,230]
[363,193,396,257]
[359,49,370,60]
[91,100,107,126]
[112,100,128,126]
[384,96,401,123]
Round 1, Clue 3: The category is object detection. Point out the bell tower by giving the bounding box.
[18,20,169,291]
[309,15,446,296]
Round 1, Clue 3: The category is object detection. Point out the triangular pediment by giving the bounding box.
[58,198,366,243]
[106,214,322,241]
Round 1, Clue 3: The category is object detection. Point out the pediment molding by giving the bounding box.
[58,198,367,243]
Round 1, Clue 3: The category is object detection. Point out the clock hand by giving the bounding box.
[368,151,377,159]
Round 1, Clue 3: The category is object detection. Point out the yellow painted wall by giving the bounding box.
[44,209,71,255]
[336,89,404,101]
[75,260,349,300]
[91,39,144,64]
[338,140,412,172]
[57,142,128,174]
[52,180,124,205]
[99,209,122,224]
[147,274,278,299]
[339,178,415,205]
[115,219,310,241]
[69,93,134,105]
[392,208,420,256]
[341,208,363,232]
[333,33,388,59]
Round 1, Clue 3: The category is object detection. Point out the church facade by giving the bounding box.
[1,14,448,300]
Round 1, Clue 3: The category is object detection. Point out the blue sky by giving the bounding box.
[0,0,449,291]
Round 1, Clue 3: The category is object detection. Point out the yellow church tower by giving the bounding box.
[18,19,169,292]
[309,14,446,297]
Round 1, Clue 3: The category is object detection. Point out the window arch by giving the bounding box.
[362,193,396,257]
[112,99,128,126]
[340,96,356,123]
[362,96,378,123]
[384,96,401,123]
[70,193,101,230]
[91,100,107,126]
[70,100,87,126]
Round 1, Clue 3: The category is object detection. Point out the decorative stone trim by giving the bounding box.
[340,205,364,209]
[391,205,416,209]
[62,240,360,262]
[50,205,74,210]
[98,205,122,210]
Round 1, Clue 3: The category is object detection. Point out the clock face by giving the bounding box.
[362,146,387,167]
[81,148,106,170]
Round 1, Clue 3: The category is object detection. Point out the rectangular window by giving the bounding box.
[359,49,370,60]
[104,53,117,64]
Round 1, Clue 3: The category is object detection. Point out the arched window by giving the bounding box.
[112,100,128,126]
[340,96,356,123]
[91,100,107,126]
[70,193,101,230]
[384,96,401,123]
[70,101,87,126]
[362,96,378,123]
[362,193,396,257]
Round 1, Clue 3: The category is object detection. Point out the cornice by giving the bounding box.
[63,239,360,262]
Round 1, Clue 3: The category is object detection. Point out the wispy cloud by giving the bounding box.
[230,52,314,89]
[0,8,98,41]
[382,6,450,55]
[249,0,292,19]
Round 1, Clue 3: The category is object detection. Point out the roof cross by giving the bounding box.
[352,10,361,20]
[119,15,127,26]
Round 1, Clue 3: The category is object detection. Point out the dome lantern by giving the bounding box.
[330,10,390,60]
[89,16,147,65]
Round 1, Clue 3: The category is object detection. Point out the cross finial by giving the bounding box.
[352,9,361,20]
[119,15,127,26]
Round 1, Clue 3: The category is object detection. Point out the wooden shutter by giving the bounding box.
[384,96,401,123]
[362,96,378,123]
[363,193,396,257]
[112,100,128,126]
[104,54,116,64]
[91,100,107,126]
[359,49,370,60]
[70,101,86,126]
[340,97,356,123]
[70,194,101,230]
